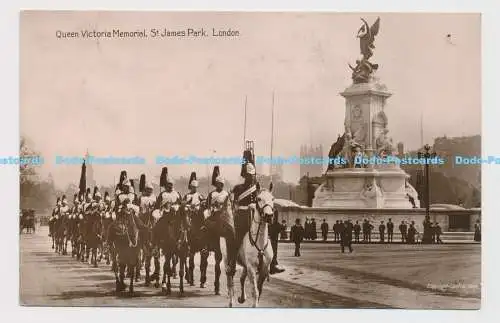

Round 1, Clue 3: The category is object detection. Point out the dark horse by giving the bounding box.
[85,210,103,268]
[107,207,141,295]
[185,201,224,294]
[152,204,190,296]
[139,208,160,286]
[55,213,69,255]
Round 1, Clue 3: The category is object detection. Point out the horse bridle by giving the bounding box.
[247,198,274,255]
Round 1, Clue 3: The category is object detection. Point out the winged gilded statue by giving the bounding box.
[357,17,380,59]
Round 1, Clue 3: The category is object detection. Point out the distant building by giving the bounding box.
[299,144,324,178]
[269,163,284,180]
[397,142,404,157]
[84,150,96,188]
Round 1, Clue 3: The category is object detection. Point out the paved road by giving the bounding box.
[20,226,480,308]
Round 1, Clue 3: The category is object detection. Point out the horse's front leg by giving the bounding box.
[153,250,160,288]
[247,268,258,308]
[129,265,135,295]
[200,248,209,288]
[161,254,171,295]
[238,266,248,304]
[179,255,186,296]
[144,251,152,286]
[118,263,126,292]
[214,249,222,295]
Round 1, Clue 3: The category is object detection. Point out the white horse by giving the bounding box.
[220,183,275,308]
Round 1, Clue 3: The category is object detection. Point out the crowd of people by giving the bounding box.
[277,217,451,256]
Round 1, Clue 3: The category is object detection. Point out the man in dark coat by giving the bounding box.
[280,220,288,240]
[407,221,417,244]
[291,218,305,256]
[340,220,353,253]
[269,210,285,273]
[353,220,361,243]
[311,218,318,240]
[362,219,368,242]
[379,221,386,243]
[367,220,374,243]
[387,218,394,243]
[321,219,329,241]
[334,220,340,242]
[399,220,408,243]
[435,222,443,244]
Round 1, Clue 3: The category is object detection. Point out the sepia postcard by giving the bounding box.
[19,11,481,308]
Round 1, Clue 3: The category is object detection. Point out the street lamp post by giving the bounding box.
[418,144,437,243]
[418,144,436,221]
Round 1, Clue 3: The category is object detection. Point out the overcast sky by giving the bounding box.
[20,11,481,189]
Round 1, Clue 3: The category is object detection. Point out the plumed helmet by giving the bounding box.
[160,167,168,188]
[211,166,220,186]
[188,172,197,189]
[119,170,127,184]
[139,174,146,193]
[241,149,256,177]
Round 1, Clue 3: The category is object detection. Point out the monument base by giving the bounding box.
[312,165,420,209]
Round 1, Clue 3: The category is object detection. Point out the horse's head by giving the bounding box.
[255,183,275,224]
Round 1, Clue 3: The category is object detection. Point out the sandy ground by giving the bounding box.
[19,226,480,309]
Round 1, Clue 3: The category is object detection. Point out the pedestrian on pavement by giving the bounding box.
[311,218,318,241]
[435,222,443,244]
[269,210,285,273]
[291,218,305,257]
[321,219,329,241]
[340,220,353,253]
[353,220,361,243]
[334,220,340,242]
[362,219,369,242]
[431,222,436,243]
[474,220,481,242]
[387,218,394,243]
[367,220,374,243]
[407,221,417,244]
[399,220,407,243]
[280,220,288,241]
[304,218,311,240]
[379,221,386,243]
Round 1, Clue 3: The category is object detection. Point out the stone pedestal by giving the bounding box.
[313,78,419,209]
[313,165,416,208]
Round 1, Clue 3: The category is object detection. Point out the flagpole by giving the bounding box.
[243,95,247,150]
[270,91,275,183]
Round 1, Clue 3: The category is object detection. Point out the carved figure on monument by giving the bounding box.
[351,143,365,168]
[327,134,346,171]
[405,180,419,208]
[361,180,382,200]
[349,58,378,84]
[352,124,366,146]
[348,17,381,84]
[376,129,394,156]
[357,17,380,60]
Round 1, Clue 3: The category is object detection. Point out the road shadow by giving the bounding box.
[50,289,116,300]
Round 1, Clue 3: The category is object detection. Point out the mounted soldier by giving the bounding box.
[184,172,204,212]
[137,174,159,285]
[204,166,232,269]
[155,167,182,214]
[233,149,285,275]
